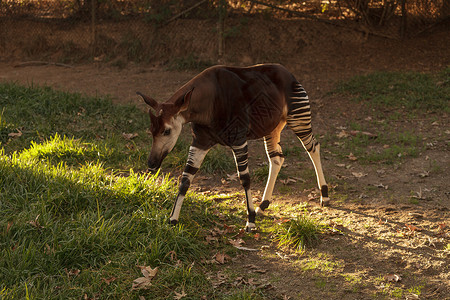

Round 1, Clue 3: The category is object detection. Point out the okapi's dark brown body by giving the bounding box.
[170,64,294,148]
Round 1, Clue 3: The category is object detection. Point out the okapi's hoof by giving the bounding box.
[320,197,330,207]
[256,200,270,216]
[169,219,178,226]
[245,222,257,232]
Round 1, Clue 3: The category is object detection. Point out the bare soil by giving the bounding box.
[0,18,448,299]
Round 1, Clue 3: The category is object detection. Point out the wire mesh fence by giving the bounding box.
[0,0,448,63]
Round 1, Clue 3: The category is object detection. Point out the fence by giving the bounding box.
[0,0,448,63]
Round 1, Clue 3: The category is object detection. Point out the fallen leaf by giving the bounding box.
[405,224,422,232]
[131,276,153,290]
[274,218,290,225]
[348,153,358,161]
[131,266,158,290]
[405,293,419,300]
[102,277,117,285]
[352,172,367,178]
[122,132,139,140]
[223,224,235,234]
[65,268,81,277]
[374,183,389,189]
[139,265,158,279]
[173,289,187,299]
[384,274,402,282]
[280,178,297,185]
[229,238,245,247]
[214,252,231,264]
[349,130,377,139]
[226,173,238,181]
[6,221,13,234]
[337,130,349,138]
[8,129,22,138]
[27,215,44,229]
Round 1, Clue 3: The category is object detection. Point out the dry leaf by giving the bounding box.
[139,265,158,278]
[348,153,358,161]
[173,290,187,299]
[384,274,402,282]
[223,224,235,234]
[8,129,22,138]
[280,178,297,185]
[131,277,153,290]
[226,173,238,181]
[337,130,349,138]
[352,172,367,178]
[214,252,231,264]
[27,215,44,229]
[229,238,245,247]
[405,224,422,232]
[102,277,117,285]
[349,130,377,138]
[131,266,158,290]
[6,221,13,234]
[122,132,139,140]
[65,268,80,277]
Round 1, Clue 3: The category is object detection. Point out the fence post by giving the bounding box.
[91,0,97,55]
[218,0,226,61]
[400,0,407,38]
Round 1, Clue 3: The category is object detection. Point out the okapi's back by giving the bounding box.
[195,64,296,143]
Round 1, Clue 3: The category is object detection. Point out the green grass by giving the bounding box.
[335,68,450,112]
[0,82,242,299]
[272,213,323,252]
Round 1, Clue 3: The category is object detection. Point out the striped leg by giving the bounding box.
[256,121,286,216]
[287,83,329,206]
[169,145,210,225]
[231,142,256,231]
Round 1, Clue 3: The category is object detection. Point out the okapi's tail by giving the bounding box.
[286,82,318,152]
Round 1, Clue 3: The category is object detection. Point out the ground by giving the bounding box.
[0,19,449,299]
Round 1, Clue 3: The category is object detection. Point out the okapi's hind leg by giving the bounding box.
[287,83,329,206]
[256,121,286,216]
[169,145,210,225]
[231,141,256,231]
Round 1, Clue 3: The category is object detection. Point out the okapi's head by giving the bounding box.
[137,89,193,172]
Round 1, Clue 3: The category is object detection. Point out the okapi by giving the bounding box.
[137,64,329,231]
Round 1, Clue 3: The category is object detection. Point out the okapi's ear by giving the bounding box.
[174,88,194,113]
[136,91,158,109]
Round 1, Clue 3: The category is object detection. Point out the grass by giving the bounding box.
[272,212,323,252]
[0,82,244,299]
[167,54,213,71]
[335,68,450,112]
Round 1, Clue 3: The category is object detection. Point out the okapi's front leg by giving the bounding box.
[169,145,210,225]
[231,142,256,231]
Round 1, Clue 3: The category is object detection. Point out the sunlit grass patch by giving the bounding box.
[272,213,323,252]
[335,69,450,112]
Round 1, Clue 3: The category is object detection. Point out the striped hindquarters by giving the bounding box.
[286,82,317,152]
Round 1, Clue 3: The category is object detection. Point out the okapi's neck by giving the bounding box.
[175,82,214,126]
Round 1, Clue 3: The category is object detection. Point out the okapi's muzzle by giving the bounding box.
[147,150,169,173]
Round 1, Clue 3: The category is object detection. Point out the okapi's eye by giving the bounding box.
[163,129,171,136]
